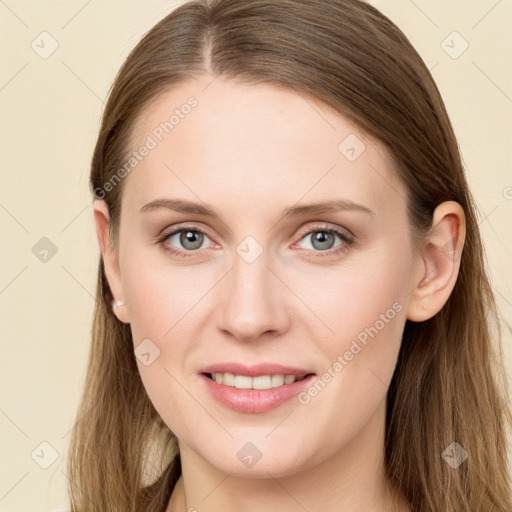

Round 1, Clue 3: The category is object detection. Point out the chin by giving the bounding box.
[196,439,318,479]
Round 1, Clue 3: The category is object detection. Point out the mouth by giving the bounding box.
[200,371,317,413]
[202,372,315,390]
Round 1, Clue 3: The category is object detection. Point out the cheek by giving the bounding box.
[299,276,404,406]
[295,240,411,420]
[120,254,206,432]
[294,237,410,347]
[120,244,211,341]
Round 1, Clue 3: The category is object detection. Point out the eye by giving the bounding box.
[157,226,215,258]
[292,224,354,257]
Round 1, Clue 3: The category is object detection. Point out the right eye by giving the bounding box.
[158,226,215,258]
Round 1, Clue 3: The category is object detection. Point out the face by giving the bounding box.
[100,76,423,478]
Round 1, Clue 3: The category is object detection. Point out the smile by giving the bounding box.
[200,372,317,413]
[205,372,311,389]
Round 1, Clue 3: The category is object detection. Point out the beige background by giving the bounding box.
[0,1,511,510]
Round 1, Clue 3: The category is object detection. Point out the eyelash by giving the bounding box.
[156,224,354,259]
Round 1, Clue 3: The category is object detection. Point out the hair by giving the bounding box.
[67,0,512,510]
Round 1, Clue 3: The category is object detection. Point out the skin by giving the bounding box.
[93,74,465,512]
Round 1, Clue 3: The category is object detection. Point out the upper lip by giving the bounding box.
[200,362,315,379]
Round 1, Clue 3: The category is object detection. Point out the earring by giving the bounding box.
[112,299,124,312]
[422,303,428,310]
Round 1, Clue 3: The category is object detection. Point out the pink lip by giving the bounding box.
[199,362,313,379]
[199,372,317,413]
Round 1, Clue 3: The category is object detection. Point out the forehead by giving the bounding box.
[123,76,406,221]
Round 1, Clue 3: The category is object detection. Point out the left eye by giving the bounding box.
[295,227,352,252]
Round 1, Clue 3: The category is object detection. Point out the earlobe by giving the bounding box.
[92,199,130,324]
[406,201,466,322]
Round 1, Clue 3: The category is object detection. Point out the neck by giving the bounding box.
[166,399,410,512]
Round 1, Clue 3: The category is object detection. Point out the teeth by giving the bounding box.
[271,375,284,387]
[235,375,253,389]
[211,372,299,389]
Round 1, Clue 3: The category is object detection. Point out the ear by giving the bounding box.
[406,201,466,322]
[92,199,130,324]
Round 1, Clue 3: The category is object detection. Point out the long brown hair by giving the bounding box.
[67,1,512,510]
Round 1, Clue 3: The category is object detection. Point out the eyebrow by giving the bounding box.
[139,198,375,222]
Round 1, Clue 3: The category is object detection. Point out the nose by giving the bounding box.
[215,248,291,343]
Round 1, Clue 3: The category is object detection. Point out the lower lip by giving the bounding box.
[200,373,317,413]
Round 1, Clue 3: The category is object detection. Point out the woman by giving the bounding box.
[67,0,512,510]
